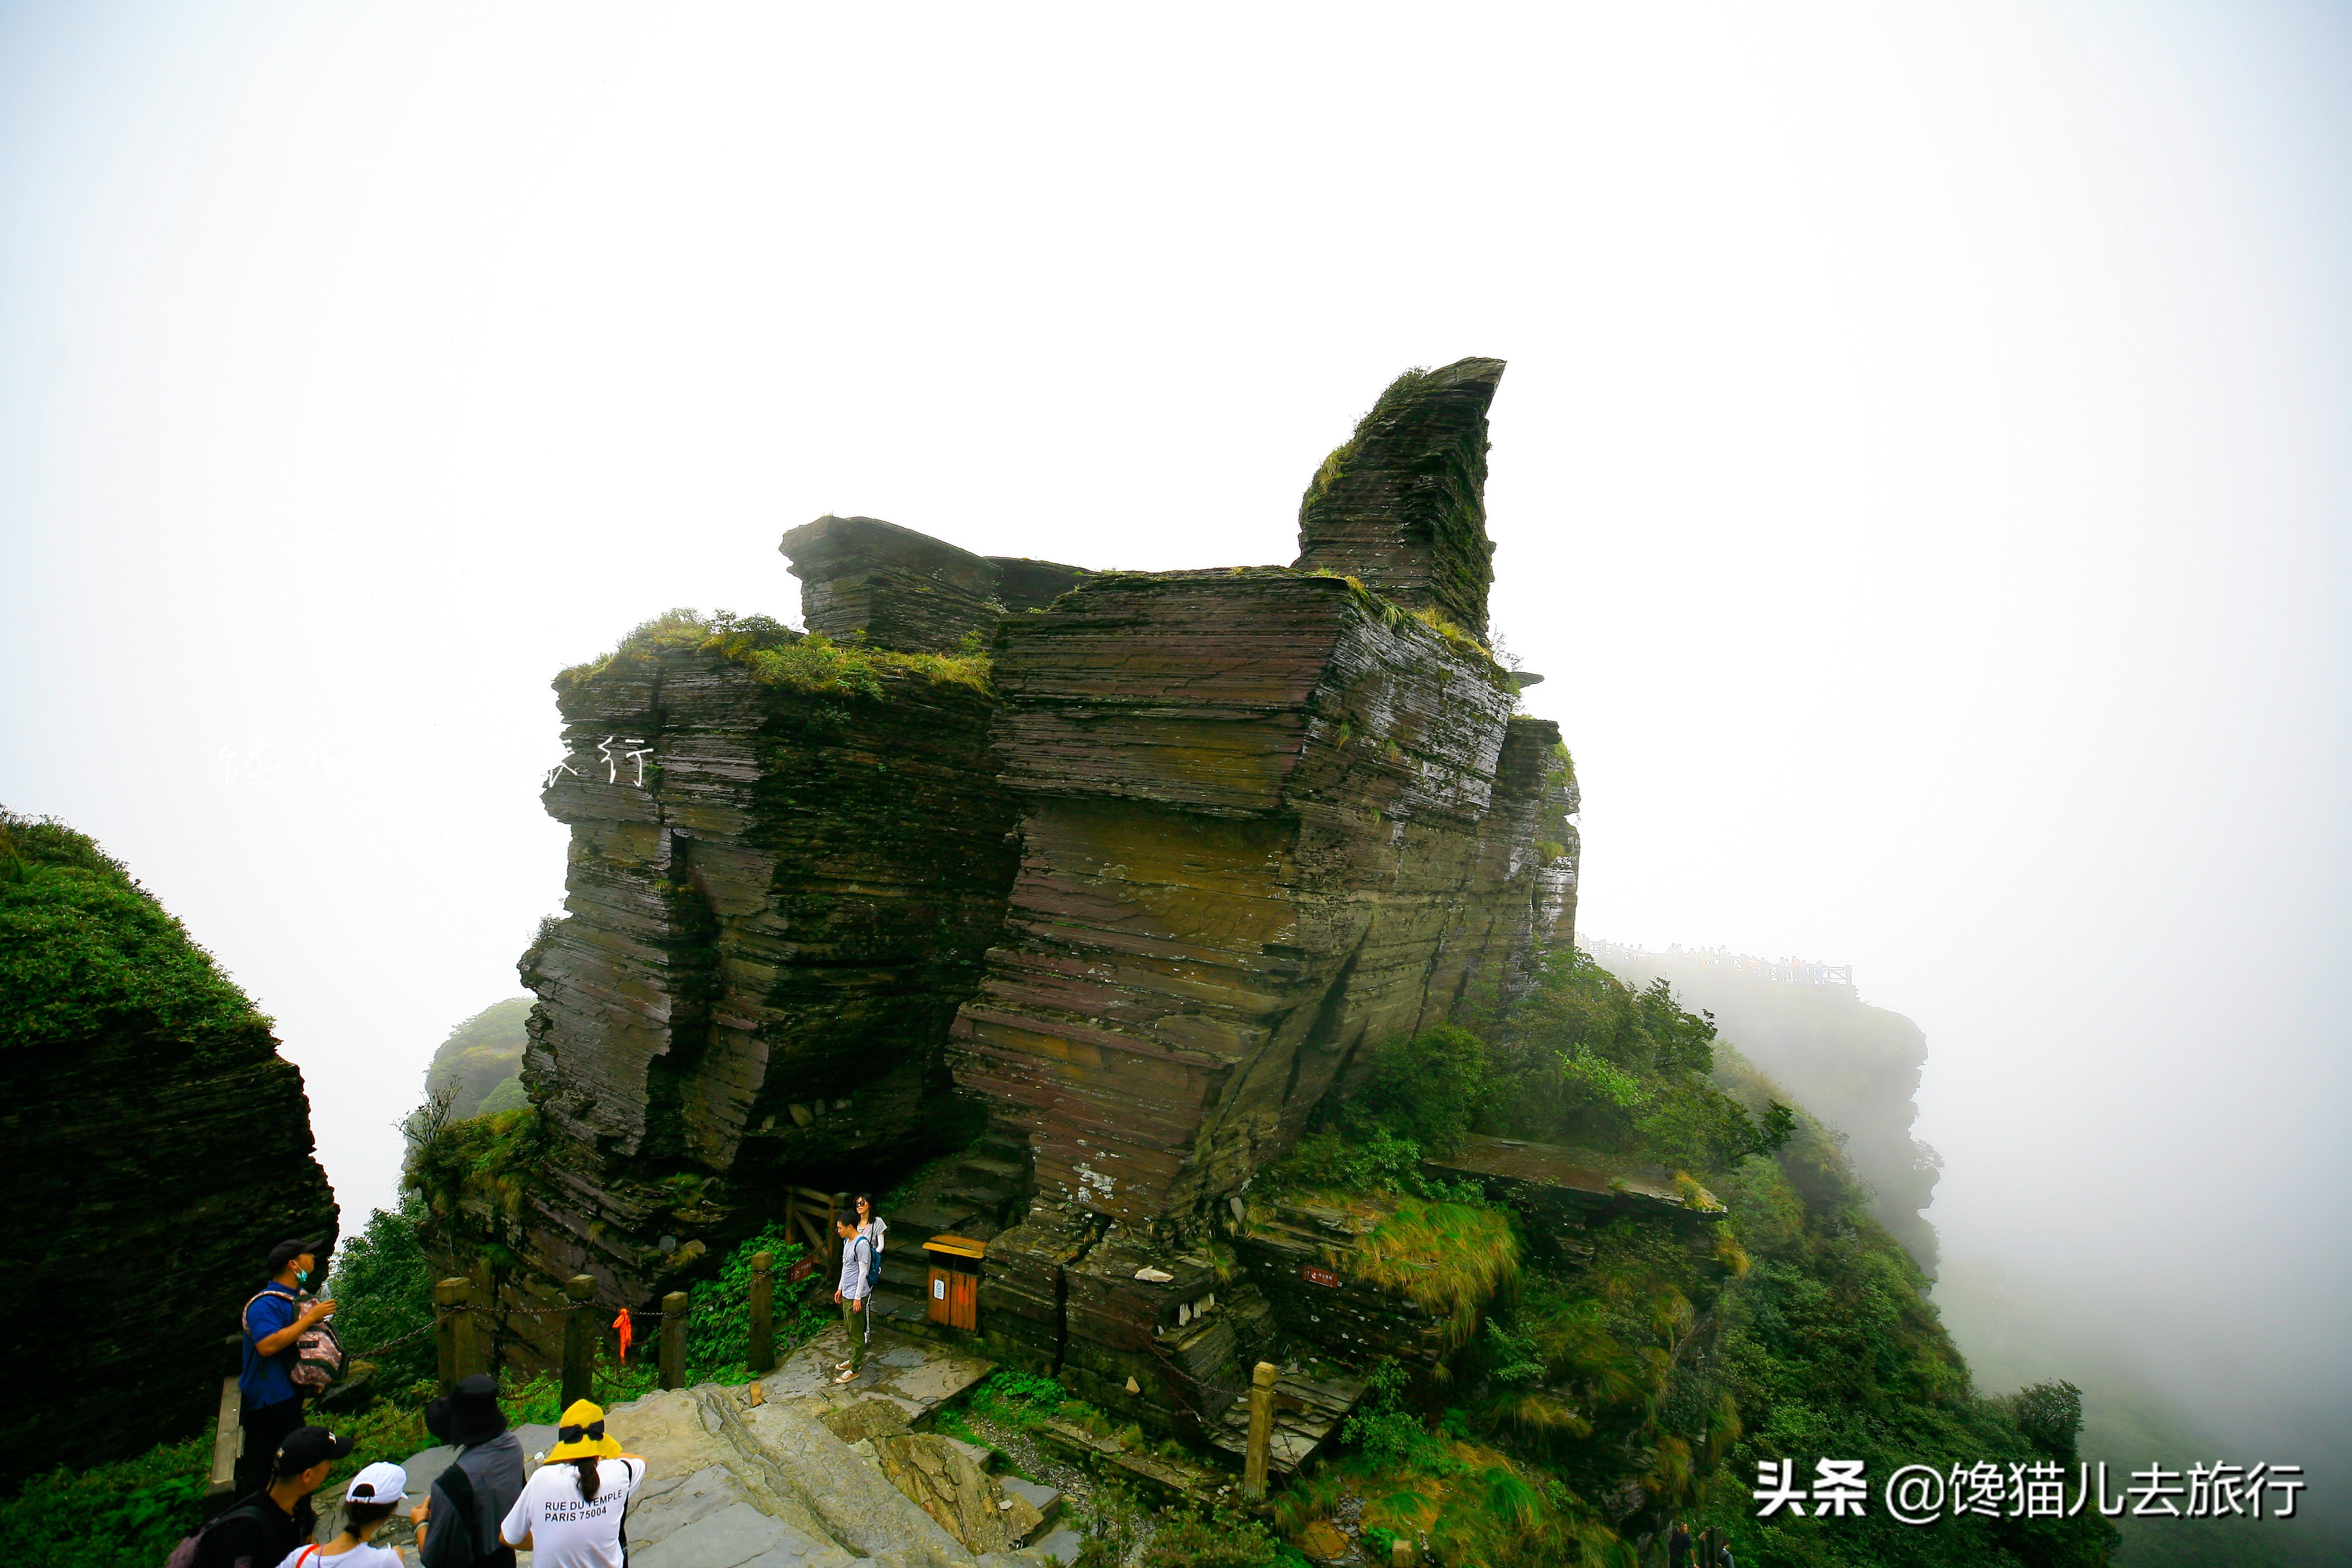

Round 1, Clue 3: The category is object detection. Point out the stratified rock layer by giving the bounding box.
[1294,356,1505,640]
[953,570,1572,1228]
[0,814,336,1473]
[514,628,1017,1303]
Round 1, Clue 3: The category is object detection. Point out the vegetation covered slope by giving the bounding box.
[0,811,337,1473]
[424,996,534,1119]
[1592,947,1940,1273]
[1277,947,2115,1567]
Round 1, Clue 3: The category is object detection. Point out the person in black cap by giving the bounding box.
[411,1373,526,1568]
[236,1237,337,1500]
[193,1423,353,1568]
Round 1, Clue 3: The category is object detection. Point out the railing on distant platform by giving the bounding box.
[1581,936,1853,990]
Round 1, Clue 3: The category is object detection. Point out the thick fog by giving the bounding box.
[4,0,2346,1532]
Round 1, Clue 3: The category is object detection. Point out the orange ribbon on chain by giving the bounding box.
[613,1307,634,1364]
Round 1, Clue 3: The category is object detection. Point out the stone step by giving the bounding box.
[865,1289,931,1327]
[1202,1368,1367,1478]
[892,1200,979,1234]
[1023,1523,1084,1565]
[999,1476,1062,1531]
[878,1253,930,1289]
[947,1185,1008,1212]
[957,1154,1023,1182]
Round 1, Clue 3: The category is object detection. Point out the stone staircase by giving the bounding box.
[867,1135,1028,1338]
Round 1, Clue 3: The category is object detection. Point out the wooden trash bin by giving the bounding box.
[924,1235,985,1331]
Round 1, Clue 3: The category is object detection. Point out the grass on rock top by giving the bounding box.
[556,608,992,702]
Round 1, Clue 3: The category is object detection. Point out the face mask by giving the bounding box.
[295,1270,310,1286]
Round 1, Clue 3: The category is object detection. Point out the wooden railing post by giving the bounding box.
[562,1275,596,1408]
[202,1332,242,1518]
[829,1192,848,1275]
[659,1290,689,1390]
[433,1277,470,1392]
[1243,1360,1277,1499]
[748,1252,775,1375]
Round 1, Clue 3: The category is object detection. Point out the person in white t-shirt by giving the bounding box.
[499,1399,647,1568]
[275,1461,408,1568]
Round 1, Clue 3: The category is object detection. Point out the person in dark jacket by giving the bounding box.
[194,1424,353,1568]
[409,1374,526,1568]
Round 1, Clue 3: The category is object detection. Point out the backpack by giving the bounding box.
[242,1289,345,1393]
[162,1494,271,1568]
[435,1460,517,1568]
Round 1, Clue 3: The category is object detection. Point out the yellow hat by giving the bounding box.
[545,1399,622,1462]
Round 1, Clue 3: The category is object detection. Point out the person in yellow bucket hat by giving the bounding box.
[495,1399,647,1568]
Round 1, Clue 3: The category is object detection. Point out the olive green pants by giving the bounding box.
[841,1298,867,1370]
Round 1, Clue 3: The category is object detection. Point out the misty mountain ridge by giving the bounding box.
[1586,937,1941,1274]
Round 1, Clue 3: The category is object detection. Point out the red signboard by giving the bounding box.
[787,1256,818,1285]
[1303,1265,1341,1289]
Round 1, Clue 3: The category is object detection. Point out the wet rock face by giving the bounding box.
[517,635,1018,1296]
[952,570,1573,1228]
[1294,356,1506,641]
[0,816,336,1473]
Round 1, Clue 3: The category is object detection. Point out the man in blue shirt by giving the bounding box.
[236,1236,336,1500]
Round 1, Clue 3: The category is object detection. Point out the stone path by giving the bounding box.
[395,1325,1066,1568]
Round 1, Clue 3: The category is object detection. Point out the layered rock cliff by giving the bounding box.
[508,618,1019,1298]
[0,812,337,1473]
[498,358,1578,1429]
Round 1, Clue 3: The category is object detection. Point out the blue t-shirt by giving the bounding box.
[240,1284,301,1406]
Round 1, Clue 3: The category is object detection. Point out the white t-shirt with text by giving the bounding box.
[500,1457,645,1568]
[272,1544,402,1568]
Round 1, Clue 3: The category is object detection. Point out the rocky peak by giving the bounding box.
[1293,355,1505,641]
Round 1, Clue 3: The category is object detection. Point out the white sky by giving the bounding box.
[4,0,2346,1476]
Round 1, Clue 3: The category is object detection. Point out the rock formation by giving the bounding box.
[498,357,1577,1437]
[512,617,1020,1299]
[1293,356,1505,641]
[0,813,337,1473]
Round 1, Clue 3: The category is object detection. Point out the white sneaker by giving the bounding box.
[834,1368,860,1384]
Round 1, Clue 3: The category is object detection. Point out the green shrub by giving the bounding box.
[0,1433,208,1568]
[324,1199,438,1394]
[1342,1025,1488,1156]
[1139,1507,1285,1568]
[684,1224,827,1383]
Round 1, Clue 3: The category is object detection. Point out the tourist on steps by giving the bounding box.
[499,1399,647,1568]
[237,1237,335,1500]
[276,1461,410,1568]
[855,1193,887,1258]
[410,1373,525,1568]
[832,1215,874,1382]
[193,1424,354,1568]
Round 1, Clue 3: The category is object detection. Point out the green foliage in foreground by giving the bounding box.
[0,811,270,1050]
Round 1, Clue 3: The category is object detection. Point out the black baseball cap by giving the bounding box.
[275,1425,355,1475]
[267,1237,328,1272]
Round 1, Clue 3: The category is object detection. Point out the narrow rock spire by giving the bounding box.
[1292,357,1505,641]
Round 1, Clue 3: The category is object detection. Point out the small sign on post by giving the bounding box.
[748,1252,776,1375]
[658,1290,689,1390]
[1302,1265,1341,1289]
